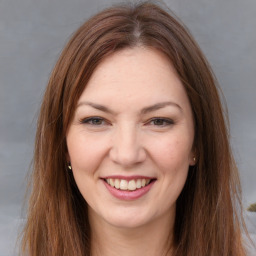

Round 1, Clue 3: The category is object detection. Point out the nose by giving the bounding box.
[109,124,146,167]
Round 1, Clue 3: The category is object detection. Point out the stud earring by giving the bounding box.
[68,162,72,170]
[193,157,196,162]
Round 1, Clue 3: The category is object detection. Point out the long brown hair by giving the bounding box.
[21,1,247,255]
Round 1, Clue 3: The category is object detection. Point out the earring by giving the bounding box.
[193,157,196,162]
[68,162,72,170]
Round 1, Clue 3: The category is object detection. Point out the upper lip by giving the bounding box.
[101,175,156,181]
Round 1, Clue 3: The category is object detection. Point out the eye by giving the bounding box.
[147,118,174,127]
[79,117,108,126]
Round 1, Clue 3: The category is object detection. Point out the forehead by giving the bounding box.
[77,47,190,111]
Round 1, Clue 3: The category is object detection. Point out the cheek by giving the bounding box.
[150,136,192,170]
[153,137,191,202]
[67,133,107,173]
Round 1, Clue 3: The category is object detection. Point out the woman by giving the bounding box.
[21,1,247,255]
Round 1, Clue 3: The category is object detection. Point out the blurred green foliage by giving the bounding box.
[247,203,256,212]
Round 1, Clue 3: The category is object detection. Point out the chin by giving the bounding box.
[106,215,149,229]
[93,206,152,229]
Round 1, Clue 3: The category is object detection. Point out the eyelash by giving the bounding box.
[79,117,108,126]
[146,118,174,127]
[79,117,174,127]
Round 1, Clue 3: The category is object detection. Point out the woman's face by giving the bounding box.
[66,47,195,229]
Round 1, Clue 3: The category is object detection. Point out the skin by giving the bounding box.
[66,47,195,256]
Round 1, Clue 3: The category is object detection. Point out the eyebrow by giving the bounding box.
[77,101,116,114]
[77,101,182,114]
[141,101,182,114]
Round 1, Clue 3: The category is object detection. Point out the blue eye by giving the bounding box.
[149,118,174,126]
[80,117,106,125]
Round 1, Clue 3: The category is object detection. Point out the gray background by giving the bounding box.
[0,0,255,255]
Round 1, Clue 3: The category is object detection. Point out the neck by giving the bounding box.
[89,210,175,256]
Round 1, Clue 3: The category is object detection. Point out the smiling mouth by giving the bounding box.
[104,178,155,191]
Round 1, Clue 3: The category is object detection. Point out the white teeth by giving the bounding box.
[128,180,136,191]
[120,180,128,190]
[110,178,114,186]
[106,178,152,190]
[114,179,120,189]
[136,179,142,188]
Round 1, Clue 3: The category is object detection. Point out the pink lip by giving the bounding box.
[102,179,156,201]
[101,175,155,181]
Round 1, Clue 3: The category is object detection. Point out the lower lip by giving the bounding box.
[103,180,156,200]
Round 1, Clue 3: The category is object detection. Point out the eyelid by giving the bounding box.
[79,116,110,126]
[146,117,175,126]
[78,116,174,128]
